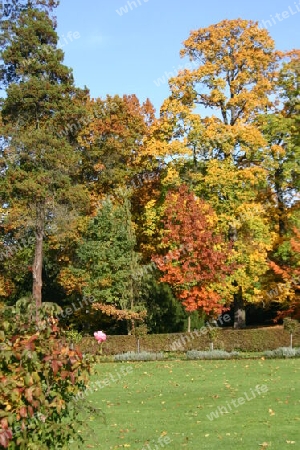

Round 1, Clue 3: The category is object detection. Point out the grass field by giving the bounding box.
[72,359,300,450]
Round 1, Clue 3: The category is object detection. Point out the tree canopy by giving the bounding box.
[1,14,299,331]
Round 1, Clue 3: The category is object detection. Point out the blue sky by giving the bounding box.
[56,0,300,114]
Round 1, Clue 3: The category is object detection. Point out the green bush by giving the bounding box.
[186,350,240,360]
[114,351,165,361]
[0,298,92,449]
[207,326,219,343]
[283,318,299,348]
[62,329,83,347]
[283,318,299,335]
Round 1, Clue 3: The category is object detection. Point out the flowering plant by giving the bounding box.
[94,330,106,353]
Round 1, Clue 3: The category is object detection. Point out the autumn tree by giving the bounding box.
[160,18,278,163]
[267,213,300,320]
[195,159,275,328]
[77,93,168,264]
[152,185,234,328]
[157,19,288,327]
[77,94,156,201]
[0,3,89,314]
[252,51,300,320]
[256,50,300,237]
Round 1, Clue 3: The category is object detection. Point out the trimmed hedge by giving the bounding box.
[78,325,300,355]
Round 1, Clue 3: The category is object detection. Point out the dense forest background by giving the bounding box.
[1,0,299,334]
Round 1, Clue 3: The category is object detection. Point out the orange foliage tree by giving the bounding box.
[152,185,234,320]
[269,226,300,320]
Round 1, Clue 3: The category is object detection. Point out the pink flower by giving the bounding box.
[94,331,107,343]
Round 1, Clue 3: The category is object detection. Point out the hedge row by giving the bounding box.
[78,325,300,355]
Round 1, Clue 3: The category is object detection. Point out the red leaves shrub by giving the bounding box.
[0,299,92,449]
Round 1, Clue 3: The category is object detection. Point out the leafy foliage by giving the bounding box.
[153,184,234,316]
[58,190,147,332]
[0,13,299,333]
[0,2,89,309]
[0,298,92,449]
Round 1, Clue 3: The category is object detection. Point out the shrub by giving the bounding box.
[0,298,92,449]
[114,351,165,361]
[264,347,300,358]
[63,329,83,347]
[132,324,148,338]
[283,318,299,348]
[207,326,219,343]
[186,350,240,360]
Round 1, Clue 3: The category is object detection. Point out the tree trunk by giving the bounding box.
[274,168,286,237]
[32,204,45,320]
[187,315,191,332]
[234,286,246,329]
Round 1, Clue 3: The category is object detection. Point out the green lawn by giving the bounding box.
[72,359,300,450]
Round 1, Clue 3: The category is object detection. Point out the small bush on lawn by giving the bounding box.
[0,298,93,450]
[186,350,240,360]
[114,351,165,361]
[264,347,300,358]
